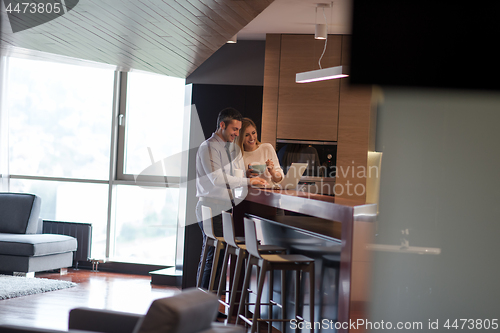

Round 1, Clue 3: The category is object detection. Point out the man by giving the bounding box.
[196,107,266,291]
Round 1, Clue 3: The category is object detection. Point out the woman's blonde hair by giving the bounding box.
[237,117,260,155]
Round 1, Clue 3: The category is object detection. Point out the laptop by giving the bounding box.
[258,162,308,190]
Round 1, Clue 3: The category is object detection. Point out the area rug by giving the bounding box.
[0,274,77,300]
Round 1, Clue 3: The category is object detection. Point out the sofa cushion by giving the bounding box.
[0,252,74,273]
[0,193,41,234]
[0,234,77,256]
[134,288,218,333]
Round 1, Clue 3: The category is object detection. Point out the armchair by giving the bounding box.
[0,193,77,275]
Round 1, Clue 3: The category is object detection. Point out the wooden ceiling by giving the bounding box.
[0,0,273,77]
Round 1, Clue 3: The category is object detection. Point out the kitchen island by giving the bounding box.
[232,187,376,332]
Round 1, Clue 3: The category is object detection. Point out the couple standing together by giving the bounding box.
[195,107,284,290]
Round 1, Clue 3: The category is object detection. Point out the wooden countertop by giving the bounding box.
[235,187,377,224]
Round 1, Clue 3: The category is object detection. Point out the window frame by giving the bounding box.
[115,71,181,186]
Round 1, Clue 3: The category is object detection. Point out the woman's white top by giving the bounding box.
[243,143,284,184]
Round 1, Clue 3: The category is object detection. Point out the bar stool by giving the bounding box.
[236,217,315,333]
[291,244,341,325]
[197,205,226,293]
[219,211,286,323]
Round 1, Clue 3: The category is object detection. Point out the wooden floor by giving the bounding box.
[0,269,180,330]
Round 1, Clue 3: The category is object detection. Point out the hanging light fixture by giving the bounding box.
[296,66,349,83]
[315,24,327,40]
[227,34,237,44]
[296,2,349,83]
[314,4,329,40]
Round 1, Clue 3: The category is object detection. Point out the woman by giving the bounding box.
[237,118,284,185]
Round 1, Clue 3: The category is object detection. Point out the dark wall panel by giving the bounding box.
[192,84,264,140]
[182,83,263,289]
[187,41,265,87]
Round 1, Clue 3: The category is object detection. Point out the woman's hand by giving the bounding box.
[246,164,259,178]
[265,159,274,172]
[266,159,283,183]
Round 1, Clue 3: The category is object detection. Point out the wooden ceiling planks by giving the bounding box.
[78,0,208,74]
[0,0,274,77]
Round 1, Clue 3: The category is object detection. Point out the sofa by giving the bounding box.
[0,193,77,275]
[0,288,244,333]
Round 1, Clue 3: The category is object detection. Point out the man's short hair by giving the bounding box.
[216,107,243,130]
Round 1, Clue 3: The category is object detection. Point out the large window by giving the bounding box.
[112,185,179,265]
[112,71,186,266]
[6,57,114,180]
[120,72,185,179]
[1,56,186,266]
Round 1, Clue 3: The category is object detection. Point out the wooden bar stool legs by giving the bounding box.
[218,211,246,321]
[281,268,286,333]
[208,240,225,292]
[197,232,225,292]
[197,205,226,293]
[219,211,286,324]
[218,245,246,322]
[236,217,315,333]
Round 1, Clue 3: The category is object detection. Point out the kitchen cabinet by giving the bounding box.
[261,34,281,146]
[336,36,375,203]
[262,34,342,144]
[277,34,341,141]
[261,34,375,203]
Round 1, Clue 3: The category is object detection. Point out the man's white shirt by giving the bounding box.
[196,133,249,201]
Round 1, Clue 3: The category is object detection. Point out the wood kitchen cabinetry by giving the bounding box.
[277,34,342,141]
[262,34,375,203]
[259,36,376,331]
[336,36,375,203]
[262,34,343,144]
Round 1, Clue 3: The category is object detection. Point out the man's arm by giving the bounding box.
[198,142,250,188]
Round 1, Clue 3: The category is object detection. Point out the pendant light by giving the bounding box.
[296,2,349,83]
[296,66,349,83]
[227,34,237,44]
[315,24,327,40]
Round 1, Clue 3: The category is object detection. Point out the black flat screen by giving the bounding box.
[349,1,500,91]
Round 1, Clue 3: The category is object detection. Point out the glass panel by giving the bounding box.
[112,185,178,265]
[124,72,185,177]
[9,179,109,259]
[6,57,114,180]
